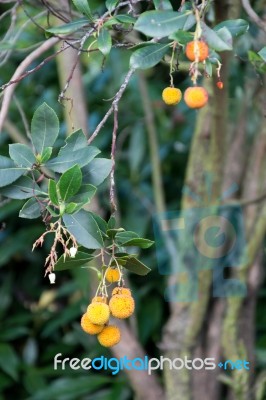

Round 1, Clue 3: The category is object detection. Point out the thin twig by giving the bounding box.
[110,105,119,214]
[242,0,266,33]
[88,68,135,144]
[0,36,61,132]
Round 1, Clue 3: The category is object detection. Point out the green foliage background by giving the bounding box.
[0,1,265,399]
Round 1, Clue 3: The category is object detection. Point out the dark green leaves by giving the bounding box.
[0,156,26,188]
[72,0,93,20]
[82,158,112,186]
[19,198,42,219]
[115,231,154,249]
[58,165,82,201]
[31,103,59,156]
[115,254,151,275]
[54,252,94,271]
[134,10,193,38]
[98,28,112,56]
[46,130,100,173]
[48,179,59,206]
[63,210,104,249]
[214,19,249,37]
[130,43,169,69]
[1,177,44,200]
[9,144,35,168]
[46,18,89,35]
[201,22,233,51]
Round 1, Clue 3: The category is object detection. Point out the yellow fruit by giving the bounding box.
[80,313,104,335]
[184,87,208,109]
[185,40,209,62]
[162,87,182,105]
[105,267,120,283]
[97,325,121,347]
[86,302,110,325]
[91,296,108,303]
[112,287,131,297]
[109,294,135,319]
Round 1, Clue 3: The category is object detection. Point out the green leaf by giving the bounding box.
[214,19,249,37]
[0,156,26,188]
[48,179,59,205]
[82,158,112,186]
[63,210,104,249]
[115,15,136,24]
[64,202,79,214]
[54,251,94,271]
[205,59,213,77]
[258,47,266,62]
[118,256,151,275]
[19,198,42,219]
[130,43,169,69]
[46,18,89,34]
[201,22,233,51]
[60,130,88,152]
[0,177,44,199]
[98,28,112,55]
[0,343,19,381]
[31,103,59,155]
[46,147,100,173]
[134,10,192,38]
[153,0,173,10]
[118,238,154,249]
[107,215,116,229]
[169,30,194,44]
[46,205,60,217]
[58,165,82,201]
[107,227,125,239]
[215,27,233,50]
[87,211,108,235]
[106,0,119,12]
[9,144,35,168]
[40,147,53,163]
[69,184,96,204]
[115,231,139,244]
[72,0,93,19]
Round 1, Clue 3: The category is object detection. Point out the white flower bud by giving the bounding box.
[48,272,56,284]
[69,246,77,258]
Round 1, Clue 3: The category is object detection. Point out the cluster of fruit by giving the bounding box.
[80,267,134,347]
[162,40,223,109]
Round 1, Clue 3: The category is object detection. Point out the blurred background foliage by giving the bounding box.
[0,0,265,399]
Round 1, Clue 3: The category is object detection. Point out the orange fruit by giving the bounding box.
[185,41,209,62]
[109,294,135,319]
[162,87,182,105]
[216,81,224,89]
[80,313,104,335]
[97,325,121,347]
[184,87,208,109]
[105,267,120,283]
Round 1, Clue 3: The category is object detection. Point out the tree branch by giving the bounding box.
[242,0,266,33]
[0,36,60,133]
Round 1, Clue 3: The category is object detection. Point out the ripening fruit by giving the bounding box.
[105,267,121,283]
[185,40,209,62]
[112,287,131,297]
[162,87,182,105]
[80,313,104,335]
[91,296,108,303]
[97,325,121,347]
[109,294,135,319]
[86,302,110,325]
[184,86,208,109]
[216,81,224,89]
